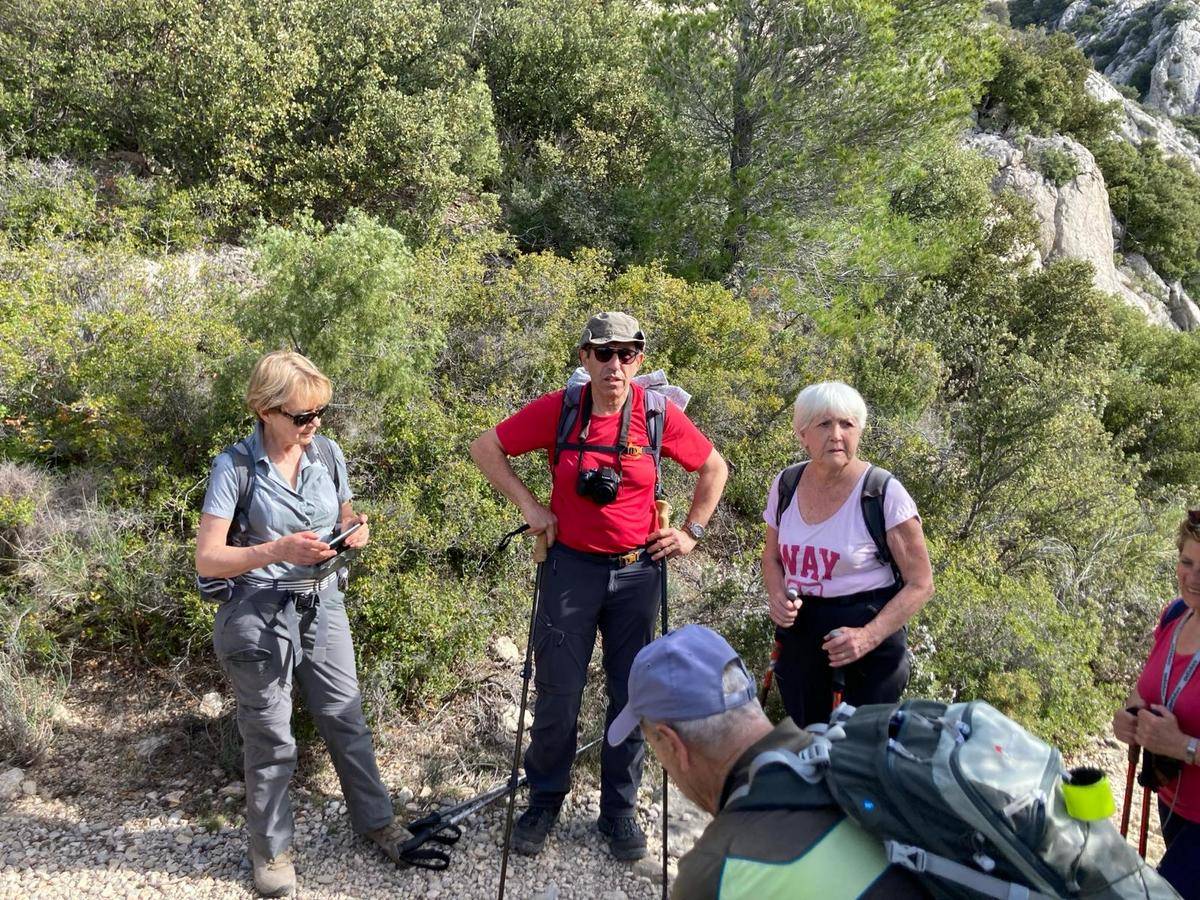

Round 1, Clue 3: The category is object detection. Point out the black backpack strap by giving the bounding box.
[1162,599,1188,628]
[224,439,255,546]
[860,465,901,587]
[774,462,808,529]
[311,434,342,499]
[643,389,666,497]
[553,383,585,466]
[556,388,636,456]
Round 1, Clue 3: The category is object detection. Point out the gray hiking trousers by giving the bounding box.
[213,580,394,858]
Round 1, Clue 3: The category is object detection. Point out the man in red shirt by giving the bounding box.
[470,311,728,860]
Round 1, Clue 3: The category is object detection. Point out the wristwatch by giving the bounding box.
[1187,736,1199,766]
[684,520,706,541]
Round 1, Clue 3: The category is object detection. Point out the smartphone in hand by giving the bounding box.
[327,522,364,552]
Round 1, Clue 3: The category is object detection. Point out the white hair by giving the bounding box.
[792,381,868,437]
[644,661,767,753]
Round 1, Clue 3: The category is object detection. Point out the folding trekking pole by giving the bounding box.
[497,531,547,900]
[1119,743,1140,838]
[400,737,603,871]
[828,628,847,711]
[656,498,671,900]
[758,587,796,705]
[1138,783,1152,859]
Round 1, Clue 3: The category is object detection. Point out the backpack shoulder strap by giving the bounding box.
[553,383,585,466]
[724,746,837,812]
[774,462,808,529]
[312,434,342,498]
[1162,599,1188,628]
[223,439,255,545]
[643,389,666,494]
[860,465,901,586]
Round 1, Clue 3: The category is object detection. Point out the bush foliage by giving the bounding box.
[0,0,1193,759]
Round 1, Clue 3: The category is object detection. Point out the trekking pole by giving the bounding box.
[656,498,671,900]
[1119,742,1140,838]
[400,737,603,871]
[758,587,796,706]
[1138,782,1151,859]
[828,628,846,712]
[497,530,547,900]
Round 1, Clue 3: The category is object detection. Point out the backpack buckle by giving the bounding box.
[886,842,928,873]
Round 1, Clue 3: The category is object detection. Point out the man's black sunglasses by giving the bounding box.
[590,346,641,364]
[277,405,328,427]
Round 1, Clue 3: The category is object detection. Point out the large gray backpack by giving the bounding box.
[747,700,1178,898]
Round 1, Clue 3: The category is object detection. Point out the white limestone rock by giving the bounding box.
[0,767,24,801]
[964,131,1122,294]
[1087,71,1200,175]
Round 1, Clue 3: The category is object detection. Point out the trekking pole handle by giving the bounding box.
[534,532,548,563]
[655,499,671,531]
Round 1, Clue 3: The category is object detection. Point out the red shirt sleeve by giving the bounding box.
[661,400,714,472]
[495,390,565,456]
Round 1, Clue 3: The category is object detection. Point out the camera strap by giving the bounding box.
[1161,609,1199,711]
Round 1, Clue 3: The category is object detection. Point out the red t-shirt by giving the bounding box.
[1135,600,1200,821]
[496,383,713,553]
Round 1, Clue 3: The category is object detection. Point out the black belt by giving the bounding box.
[553,542,648,569]
[795,583,900,608]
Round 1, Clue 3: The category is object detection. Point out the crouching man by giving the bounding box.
[607,625,928,899]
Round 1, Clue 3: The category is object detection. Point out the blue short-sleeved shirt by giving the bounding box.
[201,422,352,584]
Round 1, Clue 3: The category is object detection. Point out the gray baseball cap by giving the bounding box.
[579,311,646,348]
[607,625,755,746]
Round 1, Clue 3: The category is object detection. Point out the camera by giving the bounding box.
[577,466,621,505]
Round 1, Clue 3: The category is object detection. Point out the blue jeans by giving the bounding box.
[1159,798,1200,900]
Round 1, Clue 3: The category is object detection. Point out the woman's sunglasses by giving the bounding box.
[277,405,328,427]
[590,346,641,364]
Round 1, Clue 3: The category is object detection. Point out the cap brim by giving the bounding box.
[581,336,645,346]
[607,704,640,746]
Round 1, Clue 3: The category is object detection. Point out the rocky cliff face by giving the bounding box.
[1086,70,1200,173]
[1017,0,1200,117]
[963,129,1200,328]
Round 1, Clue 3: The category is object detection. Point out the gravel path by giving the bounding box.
[0,661,1168,899]
[0,663,708,899]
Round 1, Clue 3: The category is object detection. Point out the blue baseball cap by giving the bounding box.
[607,625,756,746]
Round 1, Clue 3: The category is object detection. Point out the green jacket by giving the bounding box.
[672,719,928,900]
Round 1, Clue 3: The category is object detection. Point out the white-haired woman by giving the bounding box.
[195,351,410,897]
[761,381,934,727]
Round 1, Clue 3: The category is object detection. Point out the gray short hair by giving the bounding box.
[792,381,868,437]
[645,661,767,753]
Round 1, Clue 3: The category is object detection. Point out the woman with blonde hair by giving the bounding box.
[195,351,409,897]
[761,381,934,726]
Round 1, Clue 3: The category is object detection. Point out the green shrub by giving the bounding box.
[477,0,667,260]
[1094,138,1200,281]
[0,159,206,252]
[1009,0,1073,28]
[1129,60,1155,100]
[981,29,1120,146]
[1162,0,1192,26]
[0,0,500,236]
[912,541,1118,751]
[0,600,68,766]
[1032,145,1081,186]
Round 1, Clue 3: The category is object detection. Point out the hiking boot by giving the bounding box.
[249,845,295,898]
[366,820,415,865]
[597,814,647,861]
[511,805,560,856]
